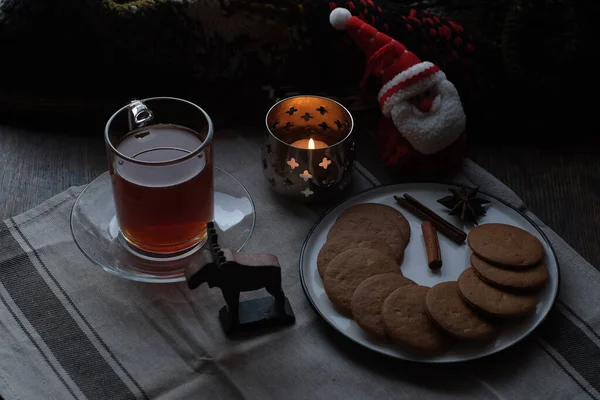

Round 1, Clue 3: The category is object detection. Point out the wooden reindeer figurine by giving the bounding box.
[186,222,295,335]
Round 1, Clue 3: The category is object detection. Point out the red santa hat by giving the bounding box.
[329,8,446,116]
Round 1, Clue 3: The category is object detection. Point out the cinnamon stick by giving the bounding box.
[393,195,466,244]
[404,193,467,242]
[421,221,442,270]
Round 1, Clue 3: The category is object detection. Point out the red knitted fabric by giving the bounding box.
[378,118,467,177]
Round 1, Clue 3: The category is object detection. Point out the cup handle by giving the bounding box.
[128,99,154,130]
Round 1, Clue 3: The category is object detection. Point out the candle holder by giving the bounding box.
[262,95,355,203]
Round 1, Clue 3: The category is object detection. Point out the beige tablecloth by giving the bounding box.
[1,132,599,400]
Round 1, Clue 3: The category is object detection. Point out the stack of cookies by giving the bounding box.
[385,223,548,355]
[319,211,550,356]
[456,223,549,318]
[318,203,411,315]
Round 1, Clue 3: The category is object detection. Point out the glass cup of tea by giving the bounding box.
[104,97,214,260]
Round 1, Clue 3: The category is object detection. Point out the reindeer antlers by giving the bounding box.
[207,222,227,267]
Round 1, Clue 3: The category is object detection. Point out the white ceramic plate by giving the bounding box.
[299,183,560,363]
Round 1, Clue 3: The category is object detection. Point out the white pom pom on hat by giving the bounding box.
[329,7,352,30]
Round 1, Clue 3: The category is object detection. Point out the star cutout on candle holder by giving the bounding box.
[334,120,343,129]
[270,120,280,130]
[282,178,294,187]
[286,158,299,170]
[301,187,314,197]
[301,112,313,121]
[283,122,294,130]
[318,122,330,131]
[343,159,354,171]
[272,163,285,174]
[316,106,327,115]
[319,157,332,169]
[299,170,313,182]
[286,107,298,115]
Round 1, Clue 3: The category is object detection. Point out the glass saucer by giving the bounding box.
[70,167,256,283]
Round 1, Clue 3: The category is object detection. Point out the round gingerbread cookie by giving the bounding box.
[458,267,538,318]
[351,273,415,339]
[327,211,405,261]
[338,203,411,250]
[324,248,399,315]
[471,254,549,291]
[381,285,449,355]
[317,233,397,278]
[467,223,544,268]
[425,281,498,341]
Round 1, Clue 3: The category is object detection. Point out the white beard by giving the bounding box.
[390,79,466,155]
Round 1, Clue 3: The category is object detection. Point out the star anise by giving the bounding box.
[436,185,490,225]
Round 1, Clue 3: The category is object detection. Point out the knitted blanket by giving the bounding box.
[0,0,592,131]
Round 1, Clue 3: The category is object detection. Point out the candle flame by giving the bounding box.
[308,138,315,150]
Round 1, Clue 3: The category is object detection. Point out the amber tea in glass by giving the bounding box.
[105,98,214,258]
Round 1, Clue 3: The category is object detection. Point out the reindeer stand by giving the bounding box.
[186,222,295,336]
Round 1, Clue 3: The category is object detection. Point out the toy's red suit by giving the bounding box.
[330,8,467,176]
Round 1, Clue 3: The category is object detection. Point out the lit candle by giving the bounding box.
[290,137,328,150]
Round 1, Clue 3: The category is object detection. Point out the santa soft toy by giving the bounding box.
[329,8,467,176]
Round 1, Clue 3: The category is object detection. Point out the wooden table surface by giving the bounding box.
[0,123,107,219]
[1,121,599,270]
